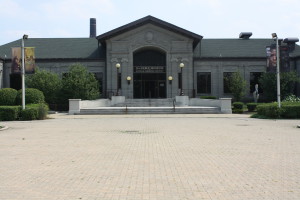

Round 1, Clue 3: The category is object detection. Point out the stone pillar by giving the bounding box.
[111,96,126,106]
[69,99,81,115]
[175,96,189,107]
[220,98,232,114]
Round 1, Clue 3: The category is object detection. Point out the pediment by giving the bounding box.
[96,15,202,49]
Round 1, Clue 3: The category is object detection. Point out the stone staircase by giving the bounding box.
[79,106,220,115]
[79,98,220,115]
[112,98,174,107]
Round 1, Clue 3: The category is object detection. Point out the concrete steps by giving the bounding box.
[79,106,220,115]
[112,98,174,107]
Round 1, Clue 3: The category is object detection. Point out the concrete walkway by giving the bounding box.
[0,113,300,200]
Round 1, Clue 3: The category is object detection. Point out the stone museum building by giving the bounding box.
[0,15,300,99]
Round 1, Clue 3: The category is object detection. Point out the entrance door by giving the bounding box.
[133,48,167,99]
[133,73,166,98]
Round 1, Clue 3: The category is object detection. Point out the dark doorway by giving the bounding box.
[10,74,22,90]
[134,73,166,98]
[133,48,166,98]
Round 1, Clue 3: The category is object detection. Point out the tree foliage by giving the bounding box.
[259,71,300,102]
[226,72,247,102]
[26,68,62,104]
[61,64,100,102]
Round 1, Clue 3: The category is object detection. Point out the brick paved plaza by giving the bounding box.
[0,114,300,200]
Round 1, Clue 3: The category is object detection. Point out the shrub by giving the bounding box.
[0,106,21,121]
[233,102,244,110]
[60,64,99,103]
[247,103,258,112]
[0,88,18,106]
[256,103,283,119]
[232,108,244,114]
[29,103,49,120]
[26,68,62,104]
[200,96,217,99]
[259,71,300,102]
[16,88,45,105]
[20,104,49,120]
[283,94,300,102]
[226,72,247,102]
[280,103,300,119]
[20,108,38,120]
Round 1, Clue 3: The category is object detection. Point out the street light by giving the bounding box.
[21,34,28,110]
[179,62,184,96]
[116,63,121,96]
[271,33,281,108]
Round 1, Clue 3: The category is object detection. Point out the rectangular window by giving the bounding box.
[197,72,211,94]
[223,72,233,94]
[250,72,263,94]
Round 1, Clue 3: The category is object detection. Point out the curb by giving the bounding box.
[0,126,9,131]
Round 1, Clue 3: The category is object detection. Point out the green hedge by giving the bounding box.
[21,104,49,120]
[0,106,21,121]
[256,102,300,119]
[0,103,48,121]
[247,103,258,112]
[20,108,38,121]
[280,104,300,119]
[233,102,244,109]
[0,88,18,106]
[16,88,45,105]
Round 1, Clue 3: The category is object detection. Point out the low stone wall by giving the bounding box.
[80,99,111,108]
[177,97,232,114]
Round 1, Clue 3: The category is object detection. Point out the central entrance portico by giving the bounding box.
[97,15,202,99]
[133,48,166,98]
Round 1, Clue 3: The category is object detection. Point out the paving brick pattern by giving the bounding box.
[0,114,300,200]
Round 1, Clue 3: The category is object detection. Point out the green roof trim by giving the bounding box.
[197,38,300,58]
[0,38,105,60]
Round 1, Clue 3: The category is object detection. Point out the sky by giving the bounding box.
[0,0,300,46]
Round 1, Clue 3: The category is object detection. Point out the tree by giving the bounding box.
[61,64,99,102]
[26,68,62,104]
[226,71,247,102]
[259,71,300,102]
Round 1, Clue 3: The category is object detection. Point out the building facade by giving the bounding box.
[0,16,300,99]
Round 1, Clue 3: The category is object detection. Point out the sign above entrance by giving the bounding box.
[134,66,166,73]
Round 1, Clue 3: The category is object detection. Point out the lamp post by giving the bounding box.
[116,63,121,96]
[179,62,184,96]
[21,34,28,110]
[168,76,173,84]
[126,76,131,85]
[272,33,281,108]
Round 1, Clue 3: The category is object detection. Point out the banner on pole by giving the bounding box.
[266,44,277,73]
[25,47,35,74]
[266,44,290,73]
[11,47,36,74]
[11,47,21,74]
